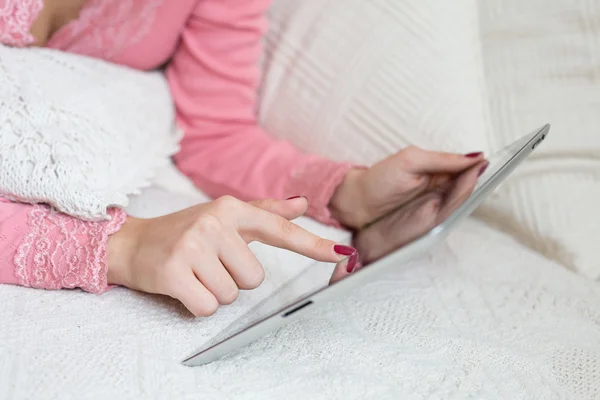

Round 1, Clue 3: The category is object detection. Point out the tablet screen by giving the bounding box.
[195,128,544,353]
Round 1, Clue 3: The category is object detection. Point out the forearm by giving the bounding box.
[174,123,354,226]
[167,0,356,226]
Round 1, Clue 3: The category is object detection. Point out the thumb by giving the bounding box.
[396,146,485,174]
[249,197,308,220]
[329,252,360,284]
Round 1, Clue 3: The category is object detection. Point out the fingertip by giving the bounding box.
[286,195,307,201]
[252,197,308,220]
[329,256,351,284]
[174,276,220,317]
[286,196,308,207]
[329,251,361,284]
[284,196,308,218]
[449,151,485,170]
[477,161,489,177]
[192,296,219,317]
[333,244,356,257]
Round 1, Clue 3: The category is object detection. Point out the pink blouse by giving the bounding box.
[0,0,352,293]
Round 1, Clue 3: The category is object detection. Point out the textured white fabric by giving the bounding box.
[1,163,599,399]
[259,0,491,166]
[474,0,600,279]
[0,45,181,221]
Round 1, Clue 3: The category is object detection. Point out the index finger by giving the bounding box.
[237,203,351,263]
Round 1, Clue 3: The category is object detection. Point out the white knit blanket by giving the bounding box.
[0,45,181,221]
[1,164,598,400]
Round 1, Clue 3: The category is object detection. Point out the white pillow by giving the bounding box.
[260,0,491,166]
[474,0,600,279]
[0,45,181,221]
[260,0,600,279]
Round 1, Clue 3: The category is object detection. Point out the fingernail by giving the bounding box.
[347,253,359,273]
[478,162,489,177]
[334,244,356,256]
[286,195,305,200]
[465,152,483,158]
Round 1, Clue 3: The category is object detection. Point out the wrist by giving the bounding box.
[329,168,370,229]
[107,216,142,287]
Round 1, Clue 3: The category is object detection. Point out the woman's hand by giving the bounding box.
[353,160,486,264]
[107,196,357,317]
[329,146,487,229]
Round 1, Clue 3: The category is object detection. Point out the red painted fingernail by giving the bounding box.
[352,260,363,273]
[465,152,483,158]
[286,196,305,200]
[334,244,356,256]
[478,163,489,177]
[347,253,359,273]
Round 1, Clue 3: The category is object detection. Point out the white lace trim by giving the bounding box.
[14,205,127,293]
[0,44,181,221]
[0,0,44,47]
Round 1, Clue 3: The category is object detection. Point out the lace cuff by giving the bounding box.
[0,0,44,47]
[286,159,356,228]
[14,205,128,293]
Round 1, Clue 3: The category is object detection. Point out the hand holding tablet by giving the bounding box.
[183,125,550,367]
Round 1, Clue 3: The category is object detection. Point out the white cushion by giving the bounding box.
[475,0,600,279]
[0,45,181,221]
[260,0,491,166]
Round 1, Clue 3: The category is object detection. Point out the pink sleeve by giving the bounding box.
[167,0,353,226]
[0,197,127,293]
[0,0,44,47]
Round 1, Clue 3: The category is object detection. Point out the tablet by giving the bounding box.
[182,124,550,367]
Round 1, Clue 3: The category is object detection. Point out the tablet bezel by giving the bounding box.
[182,124,550,367]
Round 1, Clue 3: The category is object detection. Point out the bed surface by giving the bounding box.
[1,165,599,400]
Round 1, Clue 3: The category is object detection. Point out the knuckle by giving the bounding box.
[402,145,419,156]
[213,195,240,213]
[176,233,200,254]
[399,146,419,168]
[279,218,297,239]
[314,236,332,253]
[419,195,442,217]
[193,214,223,236]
